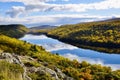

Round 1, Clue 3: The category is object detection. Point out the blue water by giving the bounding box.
[20,34,120,70]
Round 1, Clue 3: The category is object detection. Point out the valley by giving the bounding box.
[0,19,120,80]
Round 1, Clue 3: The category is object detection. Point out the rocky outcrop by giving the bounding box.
[55,68,74,80]
[27,66,74,80]
[0,52,74,80]
[28,66,59,80]
[0,53,23,65]
[0,52,31,80]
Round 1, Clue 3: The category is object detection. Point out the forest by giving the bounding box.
[47,19,120,53]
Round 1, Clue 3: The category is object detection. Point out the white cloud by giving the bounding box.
[5,3,90,17]
[1,0,119,25]
[6,6,25,18]
[0,14,112,26]
[63,53,104,64]
[20,34,78,51]
[90,0,120,10]
[44,43,78,51]
[0,0,40,5]
[20,34,48,40]
[0,0,69,5]
[63,53,120,70]
[4,0,120,18]
[0,14,116,26]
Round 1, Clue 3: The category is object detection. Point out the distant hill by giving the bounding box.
[30,25,57,30]
[102,18,120,22]
[28,25,57,35]
[47,18,120,53]
[0,24,28,38]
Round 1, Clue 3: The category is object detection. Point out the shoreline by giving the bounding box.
[28,32,120,54]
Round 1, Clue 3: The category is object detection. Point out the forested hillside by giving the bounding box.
[47,19,120,53]
[0,34,120,80]
[0,24,28,38]
[28,25,56,35]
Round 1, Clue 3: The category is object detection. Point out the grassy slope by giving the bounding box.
[0,24,28,38]
[0,60,23,80]
[47,19,120,53]
[0,34,120,80]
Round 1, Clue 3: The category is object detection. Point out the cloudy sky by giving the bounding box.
[0,0,120,27]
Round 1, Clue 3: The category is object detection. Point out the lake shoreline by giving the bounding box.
[46,34,120,54]
[21,34,120,70]
[28,32,120,54]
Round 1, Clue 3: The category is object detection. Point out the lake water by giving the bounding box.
[20,34,120,70]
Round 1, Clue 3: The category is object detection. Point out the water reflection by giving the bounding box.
[20,34,120,70]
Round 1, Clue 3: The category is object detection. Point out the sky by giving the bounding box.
[0,0,120,27]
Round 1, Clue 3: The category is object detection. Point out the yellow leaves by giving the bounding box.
[62,67,93,80]
[81,61,89,67]
[48,20,120,50]
[72,59,80,68]
[105,30,113,36]
[81,73,93,80]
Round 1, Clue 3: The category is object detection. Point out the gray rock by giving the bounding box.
[0,53,31,80]
[28,67,38,73]
[28,66,60,80]
[39,66,59,80]
[27,66,74,80]
[55,68,74,80]
[63,77,74,80]
[23,67,32,80]
[0,53,74,80]
[55,68,66,79]
[0,53,24,66]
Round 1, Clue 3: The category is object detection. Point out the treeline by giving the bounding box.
[0,34,120,80]
[0,24,28,38]
[47,19,120,53]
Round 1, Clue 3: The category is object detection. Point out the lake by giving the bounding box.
[20,34,120,70]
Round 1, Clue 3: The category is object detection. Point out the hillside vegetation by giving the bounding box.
[0,34,120,80]
[47,19,120,53]
[0,60,23,80]
[0,24,28,38]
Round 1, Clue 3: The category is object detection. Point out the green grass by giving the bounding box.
[28,73,54,80]
[0,61,23,80]
[0,34,45,55]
